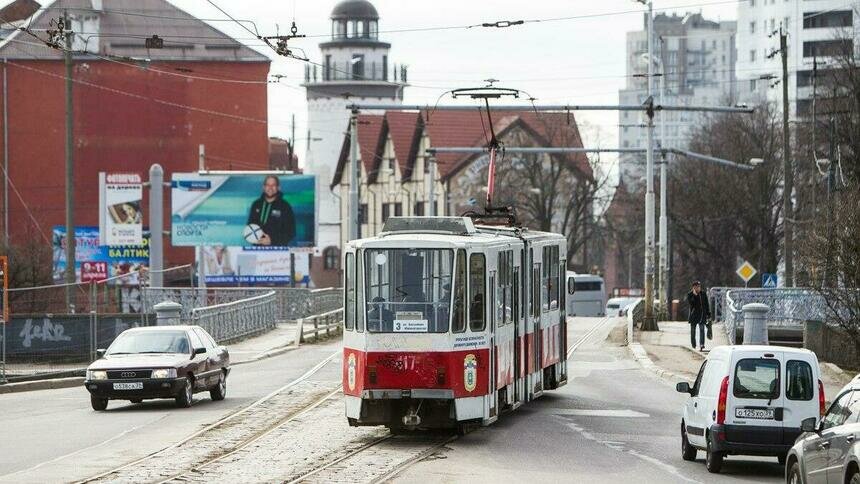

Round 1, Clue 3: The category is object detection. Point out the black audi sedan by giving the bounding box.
[84,325,230,410]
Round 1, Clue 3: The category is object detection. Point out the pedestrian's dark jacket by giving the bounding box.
[247,192,295,246]
[686,290,711,325]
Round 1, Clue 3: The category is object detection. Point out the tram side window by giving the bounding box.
[542,245,559,311]
[497,250,513,326]
[469,253,486,332]
[453,250,467,333]
[344,253,355,330]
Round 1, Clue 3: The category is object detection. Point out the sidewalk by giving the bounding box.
[632,321,855,401]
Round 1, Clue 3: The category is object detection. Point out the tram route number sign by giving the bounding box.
[393,312,428,332]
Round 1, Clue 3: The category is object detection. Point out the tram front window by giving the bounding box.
[364,248,454,333]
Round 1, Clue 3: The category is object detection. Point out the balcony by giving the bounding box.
[304,61,408,84]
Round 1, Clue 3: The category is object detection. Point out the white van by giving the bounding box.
[605,297,638,317]
[675,345,824,474]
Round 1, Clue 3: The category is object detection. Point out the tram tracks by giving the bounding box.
[78,351,342,484]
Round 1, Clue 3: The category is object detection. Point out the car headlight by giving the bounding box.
[88,370,107,380]
[151,368,177,379]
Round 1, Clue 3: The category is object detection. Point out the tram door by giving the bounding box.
[488,272,496,417]
[531,250,543,394]
[513,265,521,403]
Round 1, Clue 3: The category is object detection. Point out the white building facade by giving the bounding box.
[618,13,737,187]
[736,0,856,115]
[302,0,406,286]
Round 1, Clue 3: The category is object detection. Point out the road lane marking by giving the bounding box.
[553,409,649,418]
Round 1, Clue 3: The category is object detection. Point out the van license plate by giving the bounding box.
[113,382,143,390]
[735,408,774,419]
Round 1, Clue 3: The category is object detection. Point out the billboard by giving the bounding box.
[99,173,143,246]
[52,226,150,285]
[198,246,310,285]
[171,174,315,248]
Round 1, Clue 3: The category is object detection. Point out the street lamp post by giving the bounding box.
[640,0,658,330]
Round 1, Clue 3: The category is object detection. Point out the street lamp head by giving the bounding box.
[749,158,765,166]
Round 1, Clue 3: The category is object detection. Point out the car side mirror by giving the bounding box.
[193,347,206,356]
[96,348,106,359]
[676,382,692,394]
[801,417,818,433]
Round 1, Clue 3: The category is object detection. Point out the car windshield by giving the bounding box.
[364,248,454,333]
[107,330,191,355]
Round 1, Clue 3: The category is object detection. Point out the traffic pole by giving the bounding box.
[63,10,76,308]
[642,0,658,331]
[348,110,359,240]
[149,164,164,288]
[780,28,794,287]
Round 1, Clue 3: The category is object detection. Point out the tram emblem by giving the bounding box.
[347,353,357,391]
[463,354,478,392]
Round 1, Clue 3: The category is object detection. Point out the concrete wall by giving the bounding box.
[804,321,860,370]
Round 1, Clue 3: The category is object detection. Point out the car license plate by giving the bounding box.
[735,408,774,419]
[112,382,143,390]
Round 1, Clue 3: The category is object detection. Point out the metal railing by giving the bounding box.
[716,288,828,344]
[190,291,277,343]
[296,308,343,344]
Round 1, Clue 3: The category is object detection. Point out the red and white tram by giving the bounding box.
[342,216,568,431]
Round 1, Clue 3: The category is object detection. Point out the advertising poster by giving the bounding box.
[171,173,315,248]
[52,226,150,285]
[198,246,310,285]
[99,173,143,246]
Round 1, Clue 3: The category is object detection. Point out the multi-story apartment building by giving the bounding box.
[618,13,737,187]
[736,0,856,116]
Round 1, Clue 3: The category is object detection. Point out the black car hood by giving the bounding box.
[87,353,191,370]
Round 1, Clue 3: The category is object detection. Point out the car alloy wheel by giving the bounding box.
[788,461,802,484]
[176,379,194,408]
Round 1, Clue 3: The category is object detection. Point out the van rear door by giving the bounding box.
[726,351,784,446]
[782,356,820,444]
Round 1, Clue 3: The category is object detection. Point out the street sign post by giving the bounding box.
[762,273,778,288]
[736,261,757,287]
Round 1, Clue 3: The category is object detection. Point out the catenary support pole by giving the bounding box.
[64,10,75,308]
[3,58,8,247]
[196,145,206,288]
[658,39,669,320]
[348,110,359,241]
[780,28,794,287]
[149,164,164,288]
[642,0,658,330]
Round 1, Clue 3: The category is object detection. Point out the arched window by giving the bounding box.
[323,246,341,270]
[369,20,378,38]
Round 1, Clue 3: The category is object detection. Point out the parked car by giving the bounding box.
[84,325,230,410]
[785,374,860,484]
[605,297,638,317]
[676,345,824,473]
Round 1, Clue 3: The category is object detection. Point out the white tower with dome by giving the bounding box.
[303,0,406,284]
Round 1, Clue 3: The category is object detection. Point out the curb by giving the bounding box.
[628,342,687,385]
[0,376,84,394]
[232,344,298,366]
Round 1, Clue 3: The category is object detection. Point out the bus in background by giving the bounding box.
[566,272,606,317]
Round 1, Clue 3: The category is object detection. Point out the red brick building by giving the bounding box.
[0,0,270,272]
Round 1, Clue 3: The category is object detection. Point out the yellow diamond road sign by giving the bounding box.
[736,261,757,283]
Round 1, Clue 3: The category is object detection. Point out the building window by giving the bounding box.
[750,49,756,62]
[382,55,388,81]
[750,21,756,34]
[369,20,378,38]
[394,203,402,217]
[359,203,368,224]
[804,10,853,29]
[323,246,340,270]
[749,79,757,91]
[351,54,365,80]
[356,20,365,37]
[803,39,853,58]
[382,203,390,222]
[324,55,332,81]
[414,202,425,216]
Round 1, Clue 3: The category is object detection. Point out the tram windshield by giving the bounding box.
[364,248,454,333]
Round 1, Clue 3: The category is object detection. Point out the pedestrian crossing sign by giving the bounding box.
[762,272,777,288]
[736,261,757,283]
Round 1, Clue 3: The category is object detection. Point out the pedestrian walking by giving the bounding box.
[687,281,711,351]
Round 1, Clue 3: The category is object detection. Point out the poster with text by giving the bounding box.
[99,173,143,246]
[171,174,315,248]
[198,246,310,285]
[53,226,150,285]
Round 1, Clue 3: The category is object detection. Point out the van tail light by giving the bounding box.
[368,366,377,385]
[717,376,729,425]
[818,379,826,417]
[436,366,446,386]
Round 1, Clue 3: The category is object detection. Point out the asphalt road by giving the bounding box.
[0,340,343,483]
[396,317,786,484]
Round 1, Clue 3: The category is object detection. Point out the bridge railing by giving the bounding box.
[713,288,828,344]
[190,291,277,343]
